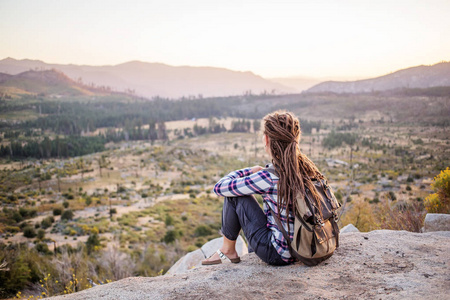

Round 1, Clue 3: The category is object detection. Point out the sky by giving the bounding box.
[1,0,449,79]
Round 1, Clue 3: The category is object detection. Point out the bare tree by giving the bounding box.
[100,245,135,281]
[52,249,73,289]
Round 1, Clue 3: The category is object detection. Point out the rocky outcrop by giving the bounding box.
[340,223,360,233]
[50,230,450,300]
[423,213,450,232]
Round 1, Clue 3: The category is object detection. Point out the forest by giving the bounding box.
[0,94,324,160]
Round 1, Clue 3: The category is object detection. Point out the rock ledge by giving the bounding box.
[51,230,450,300]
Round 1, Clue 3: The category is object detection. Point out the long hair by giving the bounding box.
[263,111,323,222]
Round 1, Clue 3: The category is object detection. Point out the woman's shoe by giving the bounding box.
[202,249,241,265]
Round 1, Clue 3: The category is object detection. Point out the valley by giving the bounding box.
[0,90,449,298]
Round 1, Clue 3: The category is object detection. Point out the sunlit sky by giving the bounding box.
[1,0,449,79]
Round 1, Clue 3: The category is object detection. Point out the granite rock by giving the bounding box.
[340,223,360,234]
[423,213,450,232]
[50,230,450,300]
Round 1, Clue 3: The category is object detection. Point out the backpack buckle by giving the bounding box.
[333,211,339,222]
[314,214,325,226]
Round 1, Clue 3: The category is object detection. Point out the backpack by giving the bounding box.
[265,165,341,266]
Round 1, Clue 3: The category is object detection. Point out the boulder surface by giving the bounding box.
[340,223,360,233]
[423,213,450,232]
[50,230,450,300]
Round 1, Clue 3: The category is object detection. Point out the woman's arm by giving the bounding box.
[213,166,273,197]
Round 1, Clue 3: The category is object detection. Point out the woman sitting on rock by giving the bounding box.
[202,110,324,266]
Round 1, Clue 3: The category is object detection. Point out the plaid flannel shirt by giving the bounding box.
[213,164,295,263]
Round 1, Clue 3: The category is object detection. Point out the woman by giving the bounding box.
[202,110,323,266]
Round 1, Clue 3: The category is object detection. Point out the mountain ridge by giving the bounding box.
[306,62,450,94]
[0,69,120,97]
[0,58,295,99]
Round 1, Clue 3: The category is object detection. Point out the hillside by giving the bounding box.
[268,76,322,92]
[50,230,450,300]
[306,62,450,94]
[0,58,295,99]
[0,69,110,97]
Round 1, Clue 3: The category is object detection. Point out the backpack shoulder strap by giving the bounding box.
[267,205,295,256]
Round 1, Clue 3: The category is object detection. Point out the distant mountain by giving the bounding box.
[268,77,321,92]
[0,58,295,99]
[0,69,112,96]
[306,62,450,94]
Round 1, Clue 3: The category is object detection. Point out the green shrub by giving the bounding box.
[63,201,69,208]
[186,245,197,252]
[35,242,52,255]
[5,226,20,233]
[12,211,23,222]
[7,194,18,202]
[62,192,74,199]
[19,207,37,218]
[36,229,45,240]
[334,189,343,204]
[163,230,178,243]
[61,210,74,221]
[23,226,36,238]
[53,208,62,216]
[86,233,101,254]
[0,244,41,294]
[195,237,206,248]
[194,225,213,237]
[369,198,380,204]
[165,214,174,226]
[387,191,397,201]
[40,216,54,229]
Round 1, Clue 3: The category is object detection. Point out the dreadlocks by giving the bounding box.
[263,111,323,222]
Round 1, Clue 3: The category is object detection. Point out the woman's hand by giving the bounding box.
[250,165,264,174]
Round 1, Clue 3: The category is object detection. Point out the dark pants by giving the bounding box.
[221,195,289,266]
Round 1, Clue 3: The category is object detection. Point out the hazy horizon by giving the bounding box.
[2,56,430,82]
[1,0,450,79]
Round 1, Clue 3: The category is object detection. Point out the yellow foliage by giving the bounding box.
[424,193,441,213]
[81,224,90,233]
[91,227,99,235]
[424,168,450,213]
[340,200,377,232]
